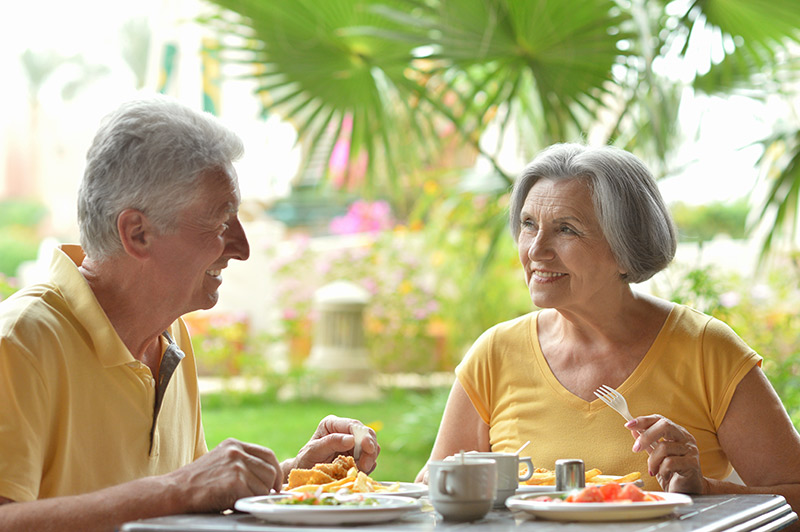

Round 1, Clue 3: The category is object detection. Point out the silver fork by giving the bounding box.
[594,384,653,452]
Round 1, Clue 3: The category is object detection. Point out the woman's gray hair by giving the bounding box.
[77,96,244,260]
[509,143,677,284]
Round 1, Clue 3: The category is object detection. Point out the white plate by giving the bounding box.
[506,491,693,522]
[375,481,428,498]
[517,476,644,494]
[235,494,422,526]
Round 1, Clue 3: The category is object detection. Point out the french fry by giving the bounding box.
[521,466,641,486]
[286,456,396,494]
[611,471,641,484]
[584,468,602,482]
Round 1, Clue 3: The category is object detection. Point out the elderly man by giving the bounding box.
[0,97,379,532]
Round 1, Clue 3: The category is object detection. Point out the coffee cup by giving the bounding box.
[428,458,497,522]
[448,452,534,506]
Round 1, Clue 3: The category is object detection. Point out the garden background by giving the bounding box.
[1,0,799,482]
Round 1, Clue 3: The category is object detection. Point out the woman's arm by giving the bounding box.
[414,380,490,483]
[712,366,800,505]
[632,366,800,514]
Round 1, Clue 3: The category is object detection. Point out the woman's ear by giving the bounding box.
[117,209,153,259]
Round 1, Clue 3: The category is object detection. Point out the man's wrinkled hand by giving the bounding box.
[169,438,283,513]
[294,415,380,474]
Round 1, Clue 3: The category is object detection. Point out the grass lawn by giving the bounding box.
[201,387,449,482]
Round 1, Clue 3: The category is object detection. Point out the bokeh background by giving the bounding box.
[1,0,799,480]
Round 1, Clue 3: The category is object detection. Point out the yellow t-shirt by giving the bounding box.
[456,305,762,491]
[0,245,208,502]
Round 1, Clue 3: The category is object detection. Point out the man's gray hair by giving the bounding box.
[77,96,244,260]
[509,143,677,284]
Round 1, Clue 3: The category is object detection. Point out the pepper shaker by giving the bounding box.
[555,459,585,491]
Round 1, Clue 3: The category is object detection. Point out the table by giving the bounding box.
[120,494,796,532]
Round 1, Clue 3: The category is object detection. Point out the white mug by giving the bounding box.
[428,459,497,522]
[447,452,533,506]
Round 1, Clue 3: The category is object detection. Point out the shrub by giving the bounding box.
[0,199,48,277]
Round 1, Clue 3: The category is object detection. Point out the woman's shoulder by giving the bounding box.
[482,310,539,338]
[666,303,755,354]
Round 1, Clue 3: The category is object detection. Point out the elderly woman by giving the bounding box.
[416,143,800,510]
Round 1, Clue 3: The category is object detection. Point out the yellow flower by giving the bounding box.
[423,180,439,195]
[398,280,413,294]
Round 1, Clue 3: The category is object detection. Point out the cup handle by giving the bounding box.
[438,469,454,495]
[518,457,534,482]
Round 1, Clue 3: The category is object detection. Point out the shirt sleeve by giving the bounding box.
[0,337,50,501]
[702,317,762,428]
[455,327,496,425]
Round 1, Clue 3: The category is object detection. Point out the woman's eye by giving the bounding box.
[560,225,576,235]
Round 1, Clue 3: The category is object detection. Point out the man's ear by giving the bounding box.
[117,209,154,259]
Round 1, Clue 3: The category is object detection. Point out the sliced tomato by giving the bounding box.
[566,485,604,503]
[619,483,646,502]
[599,482,622,501]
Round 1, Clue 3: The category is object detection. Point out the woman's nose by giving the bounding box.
[225,217,250,261]
[527,230,553,261]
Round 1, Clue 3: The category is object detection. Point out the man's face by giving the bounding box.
[149,166,250,317]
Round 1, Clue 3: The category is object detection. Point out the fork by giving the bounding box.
[594,384,654,452]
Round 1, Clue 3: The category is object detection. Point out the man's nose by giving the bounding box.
[225,217,250,261]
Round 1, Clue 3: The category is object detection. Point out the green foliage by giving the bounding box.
[271,229,450,373]
[0,274,19,302]
[652,259,800,427]
[670,199,750,244]
[408,185,533,356]
[0,199,48,277]
[0,199,48,227]
[0,229,40,277]
[268,186,532,373]
[186,312,264,378]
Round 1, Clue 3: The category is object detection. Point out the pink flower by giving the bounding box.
[329,200,394,235]
[719,291,741,308]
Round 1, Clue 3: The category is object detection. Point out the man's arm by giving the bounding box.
[0,439,283,532]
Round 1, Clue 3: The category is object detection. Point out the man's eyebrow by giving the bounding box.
[210,202,237,219]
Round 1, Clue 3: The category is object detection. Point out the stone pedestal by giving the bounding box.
[305,280,380,402]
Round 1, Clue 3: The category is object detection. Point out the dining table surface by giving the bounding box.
[119,493,797,532]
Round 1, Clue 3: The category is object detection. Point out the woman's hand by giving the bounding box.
[292,415,380,474]
[626,415,706,494]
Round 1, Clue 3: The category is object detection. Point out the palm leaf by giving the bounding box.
[751,130,800,264]
[204,0,445,192]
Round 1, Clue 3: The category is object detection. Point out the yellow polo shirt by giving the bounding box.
[456,305,761,491]
[0,245,207,502]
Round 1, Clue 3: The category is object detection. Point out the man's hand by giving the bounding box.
[168,438,283,513]
[292,415,380,474]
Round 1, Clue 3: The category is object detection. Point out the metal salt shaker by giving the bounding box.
[555,459,585,491]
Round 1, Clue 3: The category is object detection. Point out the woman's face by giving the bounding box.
[517,177,625,312]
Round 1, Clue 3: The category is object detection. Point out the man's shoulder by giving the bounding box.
[1,282,71,343]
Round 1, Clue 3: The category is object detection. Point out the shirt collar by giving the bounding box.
[51,244,136,368]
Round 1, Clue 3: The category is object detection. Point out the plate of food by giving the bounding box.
[506,484,692,522]
[283,454,428,498]
[235,493,423,526]
[517,467,643,494]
